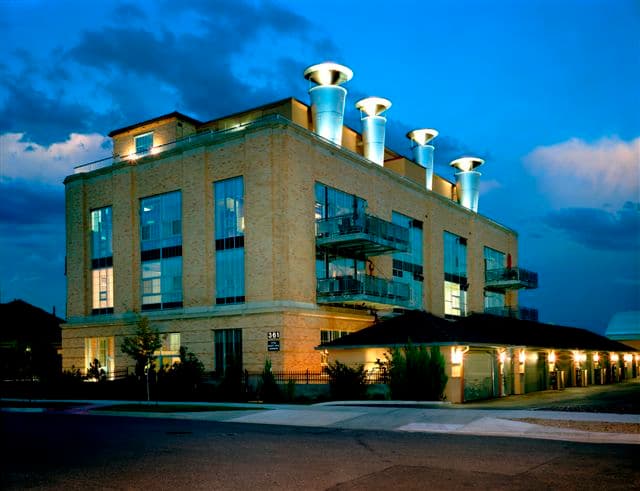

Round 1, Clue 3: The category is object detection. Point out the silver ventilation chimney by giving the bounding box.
[407,128,438,190]
[450,157,484,212]
[355,97,391,166]
[303,62,353,145]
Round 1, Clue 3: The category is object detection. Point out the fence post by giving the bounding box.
[306,369,309,385]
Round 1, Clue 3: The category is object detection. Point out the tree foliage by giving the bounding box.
[121,316,162,378]
[257,358,281,402]
[325,360,368,400]
[386,343,448,401]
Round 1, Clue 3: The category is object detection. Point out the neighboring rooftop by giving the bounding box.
[606,311,640,341]
[320,311,637,353]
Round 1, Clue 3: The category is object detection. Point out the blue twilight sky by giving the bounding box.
[0,0,638,333]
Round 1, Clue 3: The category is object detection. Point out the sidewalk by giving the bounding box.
[4,398,639,445]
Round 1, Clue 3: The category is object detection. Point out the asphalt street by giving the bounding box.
[2,412,639,490]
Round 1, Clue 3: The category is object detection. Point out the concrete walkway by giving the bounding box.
[4,398,639,445]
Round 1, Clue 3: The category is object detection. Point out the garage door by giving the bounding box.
[464,351,496,401]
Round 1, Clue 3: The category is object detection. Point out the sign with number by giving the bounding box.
[267,340,280,352]
[267,331,280,340]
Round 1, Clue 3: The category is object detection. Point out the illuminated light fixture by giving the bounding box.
[304,62,353,86]
[593,352,599,363]
[518,349,526,364]
[548,351,556,364]
[450,157,485,212]
[636,354,640,363]
[356,97,392,165]
[611,353,619,362]
[623,354,633,363]
[450,156,484,173]
[499,351,507,364]
[127,152,139,161]
[407,129,438,190]
[304,62,353,145]
[150,146,160,155]
[451,346,464,365]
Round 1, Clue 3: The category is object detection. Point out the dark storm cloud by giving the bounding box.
[544,202,640,250]
[67,0,334,127]
[0,180,64,226]
[0,69,96,145]
[0,0,336,146]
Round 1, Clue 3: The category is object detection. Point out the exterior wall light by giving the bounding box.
[499,351,507,364]
[518,349,525,374]
[593,352,599,363]
[623,354,633,363]
[611,353,619,363]
[450,346,468,378]
[548,351,556,364]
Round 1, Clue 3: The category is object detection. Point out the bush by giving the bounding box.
[86,358,106,382]
[325,360,367,400]
[218,355,246,401]
[157,347,205,399]
[386,343,448,400]
[257,359,281,402]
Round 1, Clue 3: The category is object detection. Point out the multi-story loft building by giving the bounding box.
[63,62,538,377]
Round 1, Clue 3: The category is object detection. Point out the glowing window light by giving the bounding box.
[611,353,619,362]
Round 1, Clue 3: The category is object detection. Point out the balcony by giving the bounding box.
[316,214,409,256]
[485,267,538,291]
[484,306,539,321]
[317,275,411,309]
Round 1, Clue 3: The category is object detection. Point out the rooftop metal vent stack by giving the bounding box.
[407,129,438,190]
[450,157,485,212]
[303,62,353,145]
[355,97,392,165]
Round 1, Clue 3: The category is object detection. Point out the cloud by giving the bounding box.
[524,136,640,208]
[0,132,111,185]
[543,201,640,250]
[480,179,501,194]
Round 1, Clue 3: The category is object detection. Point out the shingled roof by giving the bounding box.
[319,311,636,352]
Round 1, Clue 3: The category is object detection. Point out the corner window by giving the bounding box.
[91,207,113,315]
[135,132,154,154]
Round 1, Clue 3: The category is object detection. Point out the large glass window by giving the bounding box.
[85,336,115,379]
[315,182,366,220]
[392,212,423,309]
[91,207,113,314]
[315,183,367,285]
[215,177,245,305]
[140,191,182,310]
[484,247,505,272]
[214,329,242,375]
[484,291,506,312]
[155,333,181,368]
[444,231,467,316]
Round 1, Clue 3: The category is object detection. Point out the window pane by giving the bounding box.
[214,329,242,375]
[135,132,153,153]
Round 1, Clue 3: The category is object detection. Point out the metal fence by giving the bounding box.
[244,369,388,385]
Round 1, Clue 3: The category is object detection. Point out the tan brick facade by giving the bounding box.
[63,99,521,376]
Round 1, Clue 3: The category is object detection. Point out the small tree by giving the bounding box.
[121,316,162,400]
[86,358,106,382]
[257,358,281,402]
[325,360,367,401]
[386,343,448,401]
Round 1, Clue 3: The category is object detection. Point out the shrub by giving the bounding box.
[257,359,281,402]
[386,343,448,401]
[325,360,367,401]
[86,358,106,382]
[218,355,246,401]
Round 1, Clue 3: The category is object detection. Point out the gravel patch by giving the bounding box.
[511,418,640,434]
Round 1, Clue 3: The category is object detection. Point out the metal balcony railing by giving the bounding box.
[317,275,411,309]
[485,267,538,290]
[484,306,539,321]
[73,114,289,174]
[316,213,409,256]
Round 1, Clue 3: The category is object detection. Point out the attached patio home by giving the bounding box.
[318,311,639,403]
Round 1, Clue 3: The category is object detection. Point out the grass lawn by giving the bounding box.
[94,404,267,413]
[0,400,90,410]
